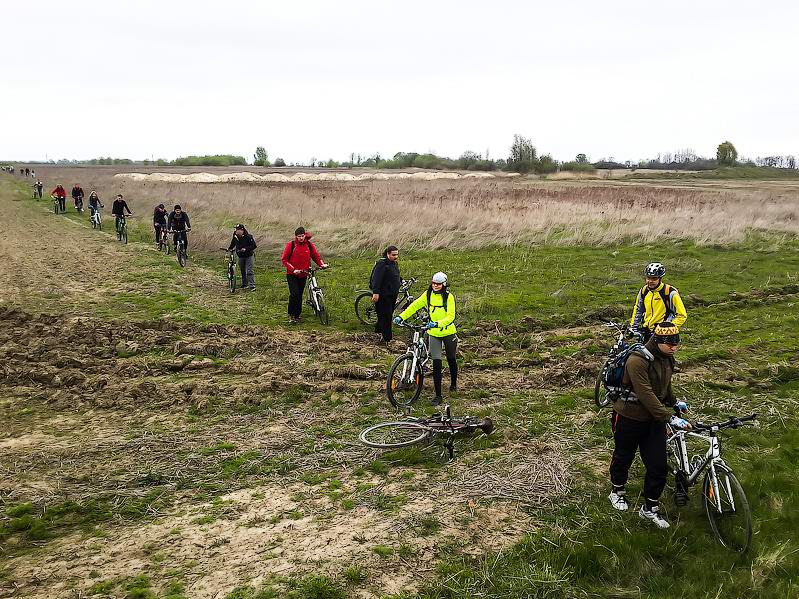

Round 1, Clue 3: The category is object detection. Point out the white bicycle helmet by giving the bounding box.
[644,262,666,278]
[431,272,448,286]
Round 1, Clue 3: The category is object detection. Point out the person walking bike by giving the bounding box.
[167,205,191,255]
[153,203,167,246]
[281,227,327,323]
[33,179,43,199]
[228,223,258,291]
[630,262,687,342]
[394,272,458,406]
[111,194,132,235]
[51,184,67,212]
[608,322,690,529]
[370,245,401,342]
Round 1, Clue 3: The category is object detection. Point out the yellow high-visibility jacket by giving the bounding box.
[400,290,457,338]
[630,281,687,332]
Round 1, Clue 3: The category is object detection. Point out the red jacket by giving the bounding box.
[51,187,66,198]
[281,234,324,278]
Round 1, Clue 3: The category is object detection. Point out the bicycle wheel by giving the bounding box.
[178,246,186,267]
[162,238,169,255]
[228,268,236,293]
[98,218,102,231]
[123,225,128,244]
[53,201,60,215]
[594,370,611,407]
[316,292,329,325]
[355,292,377,325]
[387,354,424,409]
[359,421,430,449]
[703,463,752,553]
[91,217,97,230]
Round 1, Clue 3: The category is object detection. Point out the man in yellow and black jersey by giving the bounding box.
[630,262,687,341]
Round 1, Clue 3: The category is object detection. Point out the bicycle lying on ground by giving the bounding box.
[303,266,329,324]
[359,404,494,460]
[221,248,236,293]
[90,207,102,230]
[386,321,430,410]
[595,320,644,407]
[668,411,756,553]
[355,277,419,325]
[169,230,189,267]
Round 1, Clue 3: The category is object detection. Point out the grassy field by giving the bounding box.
[1,172,798,598]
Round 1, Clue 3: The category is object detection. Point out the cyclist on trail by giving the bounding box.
[167,204,191,254]
[153,203,167,245]
[394,272,458,406]
[111,194,132,232]
[630,262,687,342]
[88,191,103,217]
[228,223,258,291]
[281,227,327,323]
[33,180,43,199]
[51,184,67,212]
[370,245,401,343]
[71,184,84,210]
[608,321,691,529]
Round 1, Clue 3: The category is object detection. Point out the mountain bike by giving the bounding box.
[386,321,431,410]
[74,196,84,214]
[170,230,189,267]
[158,226,170,254]
[90,207,102,230]
[303,266,329,324]
[221,248,236,293]
[595,320,644,407]
[668,411,756,553]
[355,277,419,325]
[116,215,132,243]
[51,195,61,215]
[360,404,494,460]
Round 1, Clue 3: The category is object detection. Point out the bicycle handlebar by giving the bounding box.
[396,320,430,331]
[693,413,757,432]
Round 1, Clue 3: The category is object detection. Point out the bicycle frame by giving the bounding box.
[306,267,324,310]
[90,208,102,225]
[398,325,430,381]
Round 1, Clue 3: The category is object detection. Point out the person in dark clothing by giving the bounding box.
[167,205,191,253]
[153,204,168,245]
[33,180,43,199]
[280,227,327,323]
[71,184,84,210]
[111,194,132,232]
[228,223,258,291]
[370,245,401,342]
[608,322,691,529]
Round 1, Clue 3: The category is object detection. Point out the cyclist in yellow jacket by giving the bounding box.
[630,263,687,341]
[395,271,457,406]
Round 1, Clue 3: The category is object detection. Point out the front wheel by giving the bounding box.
[359,421,431,449]
[594,370,611,407]
[177,247,186,268]
[703,463,752,553]
[355,291,377,325]
[228,267,236,293]
[91,217,97,230]
[123,226,128,244]
[316,292,328,325]
[387,354,424,409]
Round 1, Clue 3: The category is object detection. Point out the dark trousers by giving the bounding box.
[173,230,188,251]
[58,197,66,211]
[287,274,307,318]
[239,255,255,288]
[154,223,165,244]
[609,412,668,504]
[432,335,458,397]
[374,294,397,341]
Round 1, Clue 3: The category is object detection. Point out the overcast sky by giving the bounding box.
[3,0,798,164]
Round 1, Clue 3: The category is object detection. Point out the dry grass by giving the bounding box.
[33,166,799,254]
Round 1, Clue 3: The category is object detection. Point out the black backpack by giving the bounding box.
[601,343,654,402]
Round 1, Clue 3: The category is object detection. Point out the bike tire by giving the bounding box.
[386,353,424,409]
[703,463,752,553]
[359,421,431,449]
[355,291,377,325]
[91,218,97,230]
[178,248,186,268]
[594,370,611,408]
[163,239,170,255]
[317,293,328,325]
[229,268,236,293]
[53,202,60,215]
[123,226,128,244]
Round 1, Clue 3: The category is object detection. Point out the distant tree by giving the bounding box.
[507,134,537,173]
[274,157,286,167]
[716,141,738,166]
[253,146,270,166]
[457,151,481,170]
[325,159,339,168]
[575,153,588,163]
[788,155,796,170]
[535,154,558,174]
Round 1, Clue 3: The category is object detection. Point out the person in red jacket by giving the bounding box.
[281,227,327,323]
[51,185,67,212]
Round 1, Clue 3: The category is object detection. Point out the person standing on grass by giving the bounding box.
[281,227,327,323]
[167,204,191,254]
[228,223,258,291]
[630,262,687,342]
[394,272,458,406]
[153,203,167,245]
[33,179,43,199]
[608,322,691,529]
[50,184,67,212]
[370,245,401,342]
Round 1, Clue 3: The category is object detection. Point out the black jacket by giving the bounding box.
[370,257,401,296]
[228,232,257,258]
[111,199,131,216]
[153,208,167,225]
[168,211,191,230]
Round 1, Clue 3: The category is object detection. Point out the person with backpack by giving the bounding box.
[608,321,691,529]
[630,262,687,342]
[370,245,401,342]
[394,272,457,406]
[281,227,327,323]
[228,223,258,291]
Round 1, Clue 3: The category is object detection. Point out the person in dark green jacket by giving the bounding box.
[394,271,457,406]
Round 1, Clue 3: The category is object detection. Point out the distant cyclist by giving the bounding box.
[88,191,103,217]
[394,271,458,406]
[51,184,67,212]
[228,223,258,291]
[630,262,687,342]
[153,203,167,245]
[111,194,132,232]
[71,184,84,211]
[167,204,191,254]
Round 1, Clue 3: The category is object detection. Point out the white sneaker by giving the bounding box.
[639,505,670,529]
[609,491,629,511]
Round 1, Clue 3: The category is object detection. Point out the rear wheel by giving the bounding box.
[387,354,424,409]
[703,464,752,553]
[355,292,377,325]
[594,369,611,407]
[359,421,430,449]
